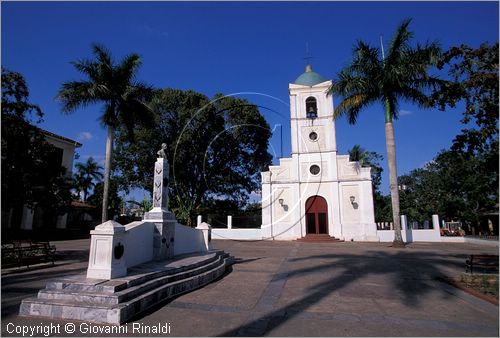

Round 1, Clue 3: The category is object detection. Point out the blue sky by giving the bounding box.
[2,1,499,200]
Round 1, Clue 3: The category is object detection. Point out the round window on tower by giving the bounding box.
[309,131,318,141]
[309,165,321,175]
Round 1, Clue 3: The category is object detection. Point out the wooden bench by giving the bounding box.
[1,241,56,268]
[465,254,499,274]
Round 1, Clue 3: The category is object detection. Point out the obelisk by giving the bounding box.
[143,144,176,260]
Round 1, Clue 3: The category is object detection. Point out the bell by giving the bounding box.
[307,106,317,119]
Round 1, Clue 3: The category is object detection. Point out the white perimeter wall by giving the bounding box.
[377,228,441,242]
[212,228,263,241]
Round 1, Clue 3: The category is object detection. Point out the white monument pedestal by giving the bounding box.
[142,157,176,261]
[87,221,127,279]
[144,208,176,261]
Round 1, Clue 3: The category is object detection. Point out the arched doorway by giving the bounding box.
[305,195,328,235]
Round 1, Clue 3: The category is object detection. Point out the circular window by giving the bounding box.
[309,165,321,175]
[309,132,318,141]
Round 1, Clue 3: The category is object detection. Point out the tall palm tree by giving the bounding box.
[74,157,104,202]
[58,43,154,222]
[329,19,441,247]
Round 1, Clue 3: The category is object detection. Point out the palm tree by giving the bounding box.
[329,19,441,247]
[58,43,154,222]
[74,157,104,202]
[348,144,369,164]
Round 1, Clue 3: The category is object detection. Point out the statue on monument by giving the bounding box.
[155,143,169,189]
[157,143,168,159]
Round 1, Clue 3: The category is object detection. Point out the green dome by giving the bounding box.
[294,64,326,86]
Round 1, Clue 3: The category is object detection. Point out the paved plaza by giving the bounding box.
[2,239,498,336]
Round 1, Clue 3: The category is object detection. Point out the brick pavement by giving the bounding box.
[1,239,498,336]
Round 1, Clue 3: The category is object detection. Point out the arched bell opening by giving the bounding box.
[305,96,318,119]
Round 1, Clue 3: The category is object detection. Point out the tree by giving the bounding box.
[113,88,273,225]
[431,43,498,155]
[2,67,45,207]
[329,19,441,246]
[74,157,103,202]
[87,176,123,221]
[398,144,498,229]
[2,67,73,226]
[126,194,153,217]
[428,42,498,231]
[348,144,384,192]
[397,43,498,233]
[57,43,154,222]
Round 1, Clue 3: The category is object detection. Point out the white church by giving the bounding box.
[212,64,379,242]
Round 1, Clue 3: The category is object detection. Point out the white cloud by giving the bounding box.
[399,110,413,116]
[78,132,93,141]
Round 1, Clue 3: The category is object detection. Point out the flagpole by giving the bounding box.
[380,35,385,60]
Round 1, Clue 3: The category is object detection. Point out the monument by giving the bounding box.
[19,145,233,324]
[143,143,176,261]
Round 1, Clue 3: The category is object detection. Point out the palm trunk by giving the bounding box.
[102,126,114,223]
[385,122,404,246]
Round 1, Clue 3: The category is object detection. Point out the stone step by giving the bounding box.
[20,297,116,323]
[45,279,127,294]
[296,235,345,242]
[37,254,226,305]
[44,251,222,294]
[20,251,233,324]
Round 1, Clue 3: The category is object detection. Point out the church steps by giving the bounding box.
[296,235,345,243]
[19,251,233,324]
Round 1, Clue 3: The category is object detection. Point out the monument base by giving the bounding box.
[144,208,177,261]
[20,251,234,325]
[143,207,177,221]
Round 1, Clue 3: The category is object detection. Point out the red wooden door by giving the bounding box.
[305,196,328,235]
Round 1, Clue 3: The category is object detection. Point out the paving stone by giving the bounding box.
[2,239,499,336]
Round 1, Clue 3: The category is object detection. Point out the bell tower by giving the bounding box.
[289,64,337,156]
[289,64,337,182]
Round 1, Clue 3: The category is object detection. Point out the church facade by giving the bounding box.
[259,65,379,241]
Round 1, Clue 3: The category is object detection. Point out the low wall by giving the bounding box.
[377,228,441,242]
[377,229,409,242]
[212,222,300,241]
[409,229,441,242]
[378,230,499,246]
[212,228,262,241]
[377,214,441,243]
[440,236,499,247]
[174,223,207,255]
[124,221,154,267]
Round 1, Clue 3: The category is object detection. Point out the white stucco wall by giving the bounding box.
[212,228,263,240]
[123,221,154,267]
[174,223,206,255]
